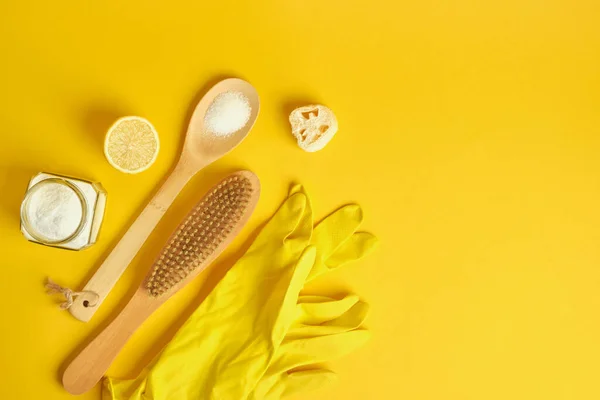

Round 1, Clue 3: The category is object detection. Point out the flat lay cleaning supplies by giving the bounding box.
[101,184,378,400]
[289,104,338,152]
[104,116,160,174]
[204,90,252,136]
[20,172,107,250]
[62,171,260,395]
[68,78,259,322]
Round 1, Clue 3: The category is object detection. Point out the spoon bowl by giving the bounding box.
[183,78,260,164]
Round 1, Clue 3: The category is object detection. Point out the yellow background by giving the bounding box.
[1,0,599,399]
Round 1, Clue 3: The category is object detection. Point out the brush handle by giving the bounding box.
[63,290,154,394]
[69,159,199,322]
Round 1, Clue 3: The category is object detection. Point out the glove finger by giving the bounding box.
[296,294,360,324]
[283,185,313,248]
[289,300,369,338]
[307,231,378,281]
[312,204,363,258]
[326,231,379,267]
[295,295,335,303]
[282,369,337,398]
[277,329,371,367]
[254,187,311,250]
[290,306,369,339]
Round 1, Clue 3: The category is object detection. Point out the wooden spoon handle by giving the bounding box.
[63,291,153,394]
[69,160,198,322]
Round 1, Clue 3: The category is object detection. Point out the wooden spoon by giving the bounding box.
[69,78,259,322]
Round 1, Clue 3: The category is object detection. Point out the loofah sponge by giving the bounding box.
[289,105,338,152]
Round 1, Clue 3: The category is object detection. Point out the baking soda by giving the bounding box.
[204,91,251,136]
[26,181,83,241]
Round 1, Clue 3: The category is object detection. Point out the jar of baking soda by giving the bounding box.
[20,172,107,250]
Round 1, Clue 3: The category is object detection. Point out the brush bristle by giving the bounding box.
[145,174,254,297]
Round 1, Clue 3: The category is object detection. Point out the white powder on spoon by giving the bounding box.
[25,181,83,242]
[204,91,251,136]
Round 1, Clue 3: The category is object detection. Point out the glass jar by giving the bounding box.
[20,172,107,250]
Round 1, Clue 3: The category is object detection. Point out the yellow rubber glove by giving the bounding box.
[249,295,371,400]
[249,202,378,399]
[309,203,379,281]
[103,185,377,400]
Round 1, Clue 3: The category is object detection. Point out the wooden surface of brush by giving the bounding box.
[62,170,260,395]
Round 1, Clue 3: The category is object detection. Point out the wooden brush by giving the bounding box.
[62,171,260,395]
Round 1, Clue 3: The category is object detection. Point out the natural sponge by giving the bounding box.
[289,105,338,152]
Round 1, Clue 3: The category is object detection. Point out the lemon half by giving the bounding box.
[104,116,159,174]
